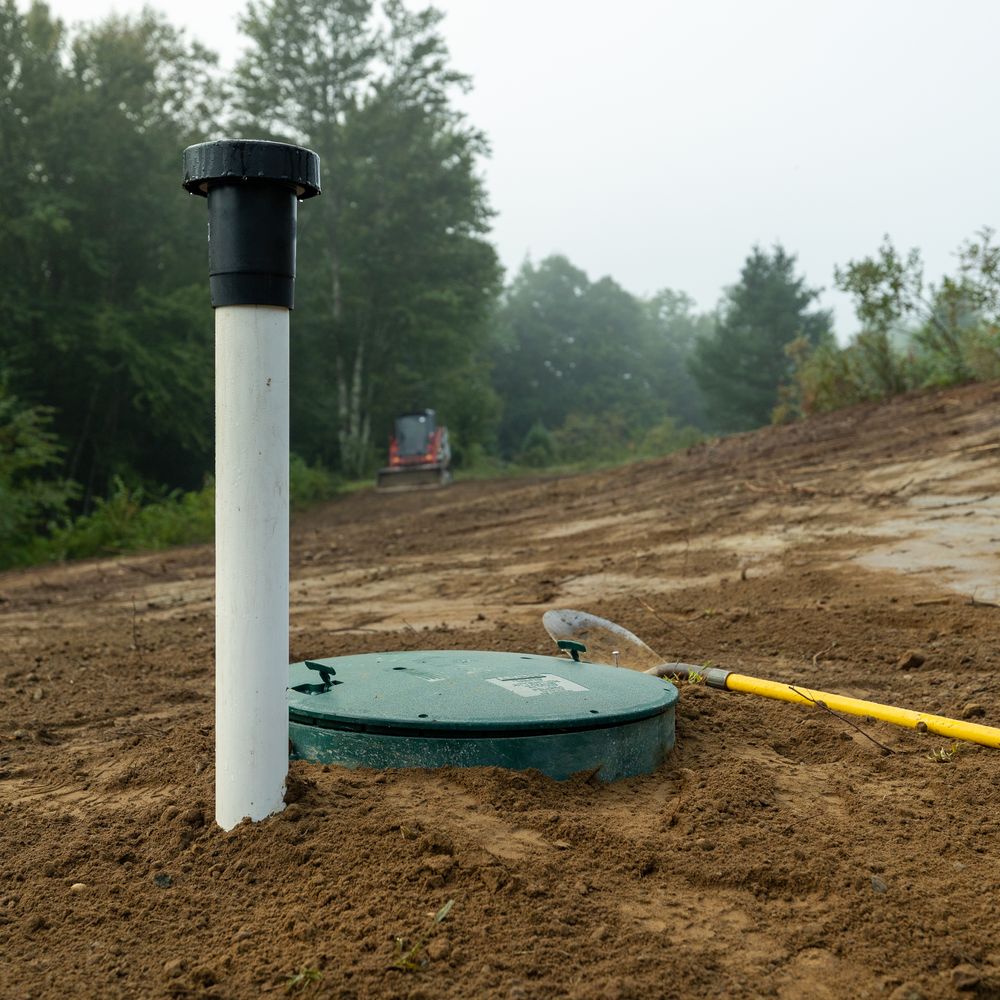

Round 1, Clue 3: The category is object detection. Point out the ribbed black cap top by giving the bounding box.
[182,139,321,199]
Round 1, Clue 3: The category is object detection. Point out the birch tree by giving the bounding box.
[234,0,499,475]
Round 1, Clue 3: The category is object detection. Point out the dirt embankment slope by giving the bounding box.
[2,381,1000,999]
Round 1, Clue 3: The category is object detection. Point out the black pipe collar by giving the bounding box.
[183,139,321,309]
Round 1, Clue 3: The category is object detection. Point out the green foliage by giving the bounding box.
[781,230,1000,419]
[432,361,501,470]
[0,386,77,568]
[0,3,219,499]
[43,477,215,560]
[490,257,650,453]
[234,0,501,478]
[956,324,1000,382]
[834,237,926,335]
[489,256,707,464]
[927,742,961,764]
[689,245,833,432]
[548,409,704,466]
[549,411,634,465]
[637,416,705,458]
[25,455,338,564]
[284,966,323,993]
[7,0,1000,570]
[516,421,557,468]
[0,0,504,567]
[643,289,713,429]
[775,334,921,421]
[289,454,342,509]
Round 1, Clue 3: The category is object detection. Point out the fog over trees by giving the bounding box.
[1,0,997,566]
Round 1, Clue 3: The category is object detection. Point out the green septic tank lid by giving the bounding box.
[287,650,677,735]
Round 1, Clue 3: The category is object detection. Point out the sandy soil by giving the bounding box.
[2,381,1000,1000]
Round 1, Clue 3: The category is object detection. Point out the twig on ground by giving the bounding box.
[865,478,914,500]
[923,494,992,510]
[742,478,819,497]
[636,596,685,634]
[130,599,143,662]
[811,645,835,667]
[968,593,1000,609]
[788,685,896,755]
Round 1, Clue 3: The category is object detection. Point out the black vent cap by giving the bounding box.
[182,139,320,199]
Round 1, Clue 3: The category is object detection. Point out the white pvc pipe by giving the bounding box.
[214,304,289,831]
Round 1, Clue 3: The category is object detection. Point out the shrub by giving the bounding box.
[516,421,557,467]
[638,417,704,457]
[34,454,339,564]
[775,332,925,421]
[959,324,1000,381]
[0,388,78,568]
[550,411,636,465]
[43,477,215,560]
[289,454,341,509]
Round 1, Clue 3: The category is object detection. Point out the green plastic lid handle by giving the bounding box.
[557,639,588,662]
[182,139,321,309]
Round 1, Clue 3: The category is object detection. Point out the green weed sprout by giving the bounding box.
[285,967,322,993]
[927,743,961,763]
[392,899,455,972]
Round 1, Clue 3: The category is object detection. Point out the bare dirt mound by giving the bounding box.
[3,381,1000,1000]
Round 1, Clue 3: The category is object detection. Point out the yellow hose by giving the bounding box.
[725,674,1000,749]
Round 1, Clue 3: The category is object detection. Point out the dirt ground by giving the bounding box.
[3,381,1000,1000]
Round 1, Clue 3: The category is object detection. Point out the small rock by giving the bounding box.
[13,730,27,740]
[897,650,925,670]
[420,855,454,877]
[696,838,715,852]
[179,807,204,828]
[153,873,173,888]
[961,703,986,719]
[871,876,888,894]
[163,958,186,978]
[552,840,572,850]
[69,883,86,893]
[31,688,44,702]
[191,967,217,988]
[479,868,506,893]
[590,924,609,943]
[233,928,253,942]
[425,936,451,961]
[951,964,981,990]
[888,985,924,1000]
[418,831,454,855]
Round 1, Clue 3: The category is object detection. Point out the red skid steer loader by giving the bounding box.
[375,410,452,492]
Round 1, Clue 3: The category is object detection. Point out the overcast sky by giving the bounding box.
[37,0,1000,337]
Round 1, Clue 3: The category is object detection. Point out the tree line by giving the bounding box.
[1,0,998,567]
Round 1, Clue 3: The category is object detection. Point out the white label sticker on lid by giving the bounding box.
[485,674,589,698]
